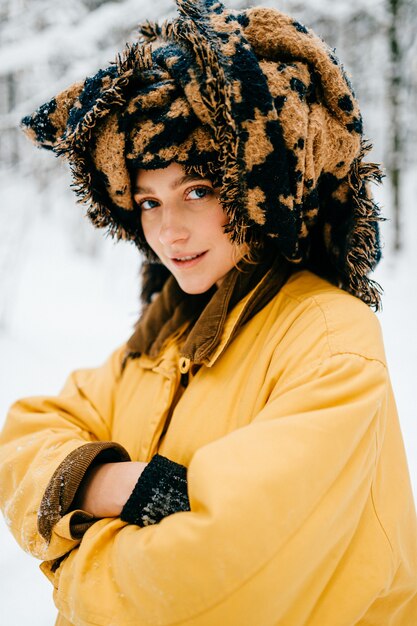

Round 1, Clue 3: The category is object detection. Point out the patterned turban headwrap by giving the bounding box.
[21,0,383,308]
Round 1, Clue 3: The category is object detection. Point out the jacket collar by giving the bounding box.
[125,254,291,367]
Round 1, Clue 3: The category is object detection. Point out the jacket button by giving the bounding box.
[179,357,191,374]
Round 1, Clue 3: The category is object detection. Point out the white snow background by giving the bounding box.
[0,0,416,624]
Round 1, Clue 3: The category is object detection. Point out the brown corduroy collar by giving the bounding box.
[125,255,292,367]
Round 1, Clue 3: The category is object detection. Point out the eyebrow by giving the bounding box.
[134,173,210,195]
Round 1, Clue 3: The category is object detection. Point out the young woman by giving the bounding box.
[1,1,416,624]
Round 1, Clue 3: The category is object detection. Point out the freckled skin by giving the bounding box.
[134,163,243,294]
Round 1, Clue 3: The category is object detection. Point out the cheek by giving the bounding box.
[205,206,230,242]
[213,203,229,227]
[140,217,156,249]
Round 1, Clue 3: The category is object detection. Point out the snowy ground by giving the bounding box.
[0,167,416,624]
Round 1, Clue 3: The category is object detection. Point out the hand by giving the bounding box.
[75,461,147,518]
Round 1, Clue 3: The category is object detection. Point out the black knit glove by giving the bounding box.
[120,454,190,526]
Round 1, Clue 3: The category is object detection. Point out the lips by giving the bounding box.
[173,253,201,261]
[170,251,207,268]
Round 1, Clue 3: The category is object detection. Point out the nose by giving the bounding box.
[158,206,189,246]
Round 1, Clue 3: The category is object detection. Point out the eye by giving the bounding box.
[137,198,159,211]
[186,186,214,200]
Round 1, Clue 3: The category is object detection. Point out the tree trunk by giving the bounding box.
[387,0,403,251]
[7,72,18,167]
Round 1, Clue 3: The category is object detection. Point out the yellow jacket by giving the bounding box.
[1,270,416,625]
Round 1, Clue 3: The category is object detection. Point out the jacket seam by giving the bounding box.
[307,294,333,356]
[370,433,396,561]
[280,281,384,362]
[371,483,396,559]
[273,351,387,400]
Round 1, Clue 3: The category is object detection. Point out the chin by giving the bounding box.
[176,278,217,295]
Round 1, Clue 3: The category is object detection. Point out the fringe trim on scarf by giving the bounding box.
[343,140,385,311]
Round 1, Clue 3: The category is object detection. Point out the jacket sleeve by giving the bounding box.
[0,346,130,561]
[49,352,391,626]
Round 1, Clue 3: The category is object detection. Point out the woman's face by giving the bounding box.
[134,163,242,294]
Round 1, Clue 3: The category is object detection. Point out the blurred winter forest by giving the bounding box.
[0,1,416,623]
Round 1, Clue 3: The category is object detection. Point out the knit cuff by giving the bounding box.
[38,441,131,542]
[121,454,190,526]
